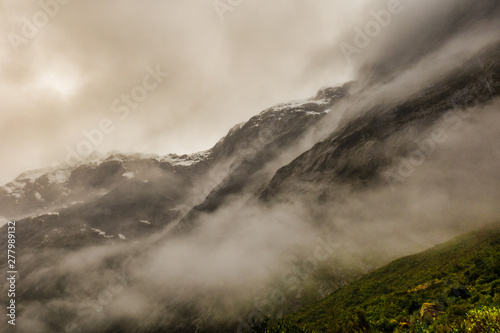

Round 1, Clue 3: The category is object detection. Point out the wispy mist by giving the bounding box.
[3,1,500,332]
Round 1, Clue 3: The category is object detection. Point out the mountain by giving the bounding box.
[1,35,500,333]
[3,37,498,246]
[0,151,209,220]
[174,84,349,234]
[0,83,354,333]
[260,41,500,200]
[174,40,500,234]
[262,221,500,332]
[0,86,346,250]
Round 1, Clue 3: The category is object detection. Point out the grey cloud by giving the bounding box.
[0,0,364,184]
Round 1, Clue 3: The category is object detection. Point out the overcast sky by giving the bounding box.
[0,0,373,184]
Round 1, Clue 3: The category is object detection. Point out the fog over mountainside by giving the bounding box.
[1,0,500,332]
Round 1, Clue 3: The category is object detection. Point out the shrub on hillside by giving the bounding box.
[462,307,500,333]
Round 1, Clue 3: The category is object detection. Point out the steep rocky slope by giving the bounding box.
[0,84,347,249]
[259,41,500,201]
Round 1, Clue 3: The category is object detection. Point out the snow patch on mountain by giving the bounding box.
[47,168,72,185]
[157,151,211,167]
[16,169,46,183]
[268,99,311,113]
[1,165,72,203]
[264,97,331,114]
[94,151,211,168]
[38,212,59,217]
[90,228,114,238]
[2,180,26,197]
[122,172,135,179]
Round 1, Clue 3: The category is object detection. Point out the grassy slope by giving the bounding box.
[264,222,500,332]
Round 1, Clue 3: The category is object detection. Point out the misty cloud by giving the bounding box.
[0,0,365,185]
[1,1,500,332]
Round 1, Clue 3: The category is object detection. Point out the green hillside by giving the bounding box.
[259,222,500,333]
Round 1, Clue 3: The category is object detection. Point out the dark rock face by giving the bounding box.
[174,84,350,233]
[68,160,127,189]
[259,41,500,201]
